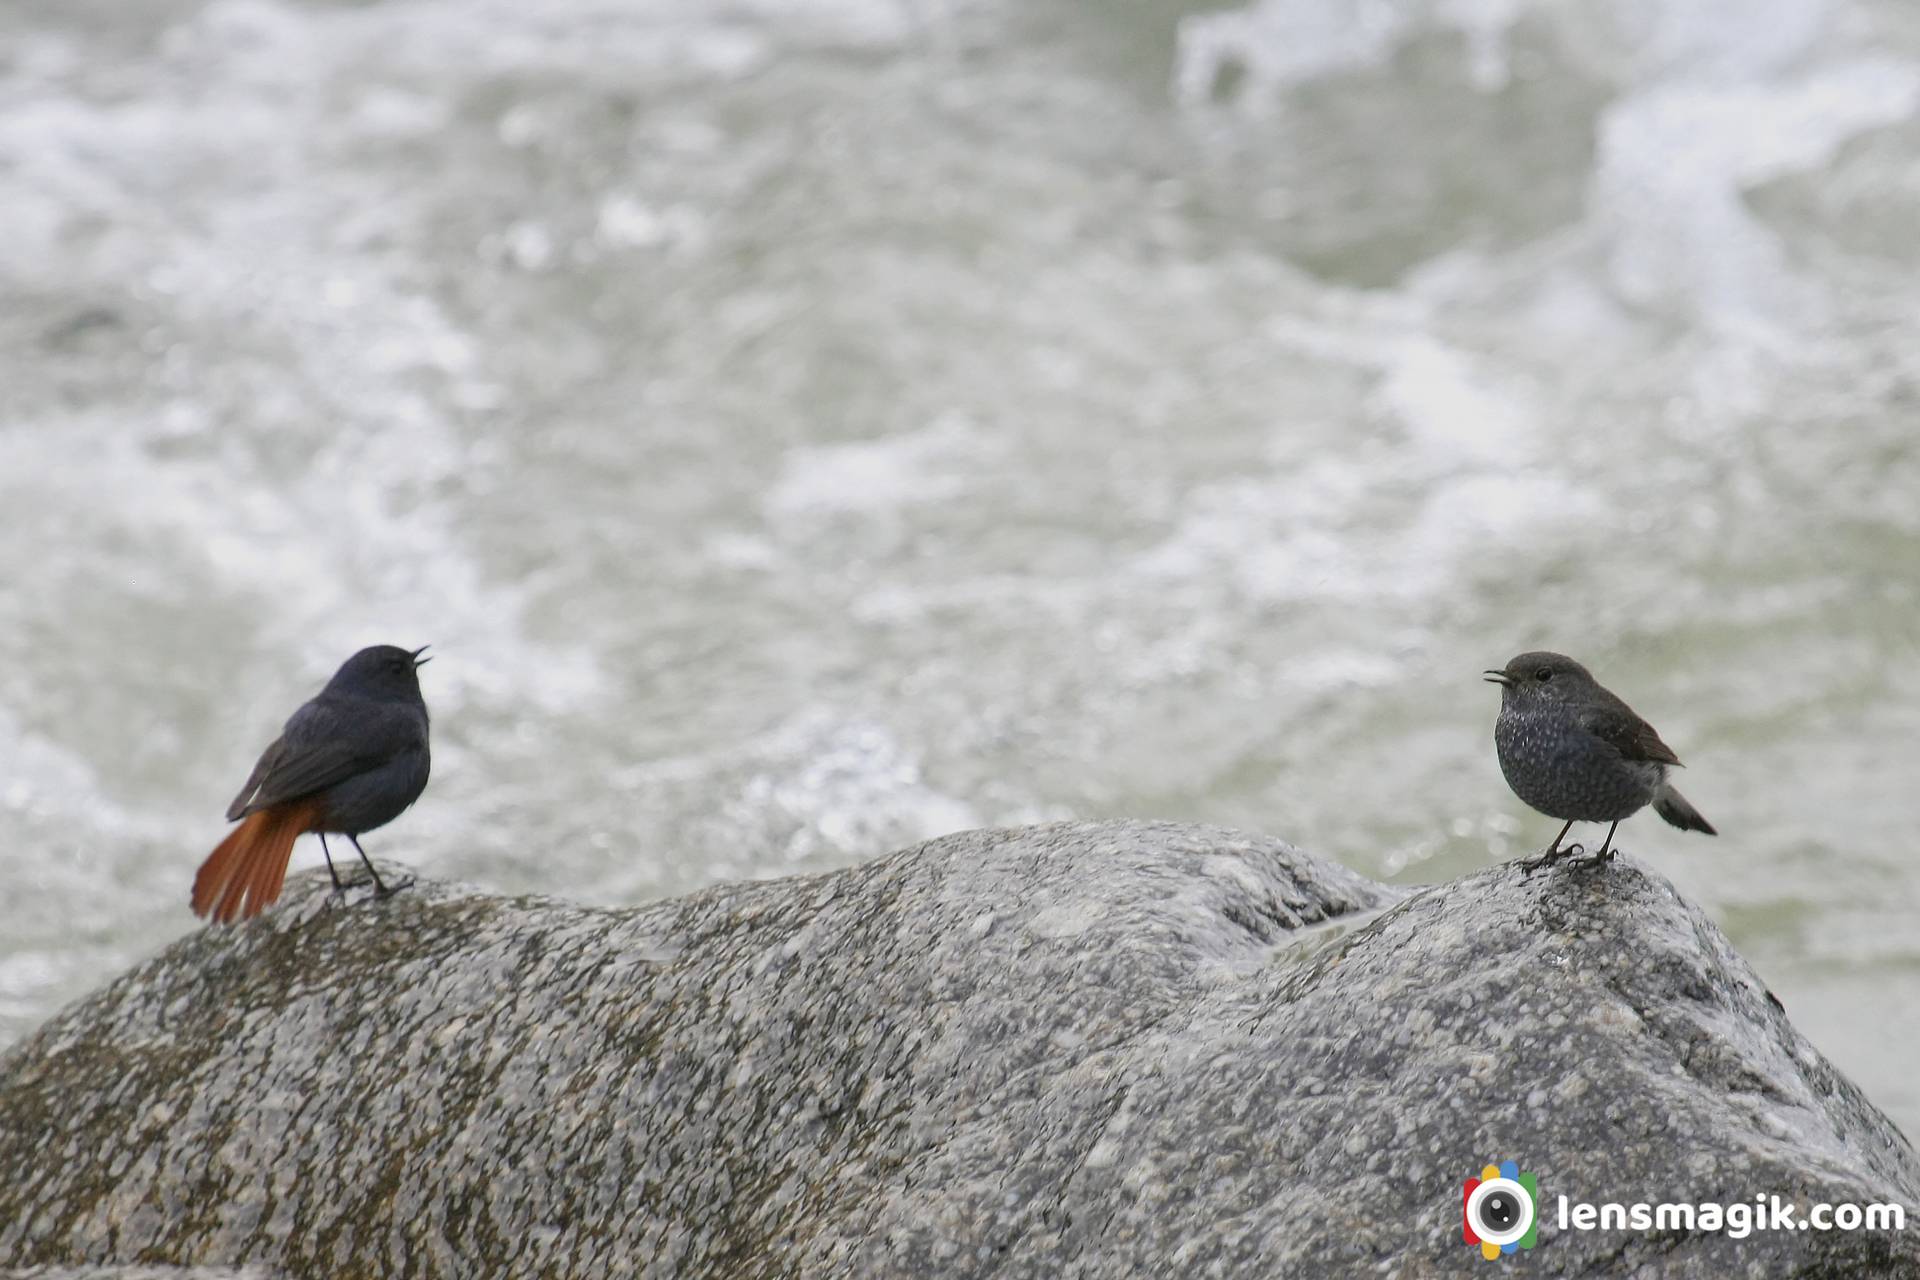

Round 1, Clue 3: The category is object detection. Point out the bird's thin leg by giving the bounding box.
[318,833,346,893]
[346,834,412,899]
[1590,820,1621,864]
[1518,820,1579,874]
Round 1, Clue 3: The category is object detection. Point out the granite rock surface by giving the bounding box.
[1,820,1914,1277]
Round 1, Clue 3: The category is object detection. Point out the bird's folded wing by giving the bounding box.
[1578,705,1683,767]
[225,701,387,819]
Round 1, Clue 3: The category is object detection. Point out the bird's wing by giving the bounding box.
[1579,703,1684,767]
[225,699,388,819]
[225,736,286,819]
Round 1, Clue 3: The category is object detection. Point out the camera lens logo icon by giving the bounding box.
[1463,1160,1538,1259]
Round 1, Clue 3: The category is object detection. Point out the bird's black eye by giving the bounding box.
[1536,667,1554,682]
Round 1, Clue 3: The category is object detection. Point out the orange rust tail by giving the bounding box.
[191,800,321,924]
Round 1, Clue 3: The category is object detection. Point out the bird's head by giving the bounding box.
[324,644,432,704]
[1483,650,1595,706]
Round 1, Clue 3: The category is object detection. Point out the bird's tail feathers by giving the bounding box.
[1654,786,1716,836]
[191,799,320,923]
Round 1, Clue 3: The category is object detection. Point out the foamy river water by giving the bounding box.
[2,0,1917,1135]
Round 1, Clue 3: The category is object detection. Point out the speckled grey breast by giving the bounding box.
[1495,706,1664,822]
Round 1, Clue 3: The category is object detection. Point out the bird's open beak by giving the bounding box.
[1483,669,1512,686]
[412,645,433,668]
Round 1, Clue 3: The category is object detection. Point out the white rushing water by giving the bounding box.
[2,0,1917,1134]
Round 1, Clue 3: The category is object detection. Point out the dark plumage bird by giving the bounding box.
[1484,651,1714,870]
[191,645,432,923]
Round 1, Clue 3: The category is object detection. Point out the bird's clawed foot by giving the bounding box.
[1518,842,1584,876]
[343,835,410,902]
[321,873,406,904]
[371,873,415,900]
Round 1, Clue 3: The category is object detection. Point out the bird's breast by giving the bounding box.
[1494,707,1662,822]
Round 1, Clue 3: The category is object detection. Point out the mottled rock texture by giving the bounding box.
[2,1269,263,1279]
[1,820,1915,1278]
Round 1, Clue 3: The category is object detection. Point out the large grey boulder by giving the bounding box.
[1,820,1915,1278]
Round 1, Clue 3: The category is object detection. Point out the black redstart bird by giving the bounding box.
[1484,651,1715,870]
[191,644,432,923]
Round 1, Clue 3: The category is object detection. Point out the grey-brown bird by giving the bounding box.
[1484,651,1715,870]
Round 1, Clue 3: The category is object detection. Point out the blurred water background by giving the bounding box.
[2,0,1918,1134]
